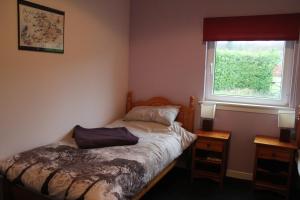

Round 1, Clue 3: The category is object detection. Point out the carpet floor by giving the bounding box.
[141,168,299,200]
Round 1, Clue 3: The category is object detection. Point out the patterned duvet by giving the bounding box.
[0,120,196,200]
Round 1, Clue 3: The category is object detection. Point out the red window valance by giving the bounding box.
[203,13,300,41]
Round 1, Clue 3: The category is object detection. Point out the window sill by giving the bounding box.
[199,100,295,115]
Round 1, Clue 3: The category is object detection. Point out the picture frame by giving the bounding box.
[17,0,65,53]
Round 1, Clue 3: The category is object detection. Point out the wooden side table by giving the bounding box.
[192,130,231,188]
[253,135,297,199]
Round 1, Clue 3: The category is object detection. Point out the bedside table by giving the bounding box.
[192,130,231,188]
[253,135,297,199]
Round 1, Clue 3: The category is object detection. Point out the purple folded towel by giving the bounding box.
[74,125,139,149]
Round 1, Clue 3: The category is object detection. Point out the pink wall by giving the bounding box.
[0,0,130,159]
[129,0,300,174]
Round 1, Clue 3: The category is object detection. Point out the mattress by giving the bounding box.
[0,119,196,200]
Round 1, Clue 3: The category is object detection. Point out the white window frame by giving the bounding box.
[203,41,296,107]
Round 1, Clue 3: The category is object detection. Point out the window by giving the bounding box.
[204,41,295,107]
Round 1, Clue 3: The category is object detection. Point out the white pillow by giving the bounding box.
[123,120,170,133]
[169,122,197,150]
[124,106,180,126]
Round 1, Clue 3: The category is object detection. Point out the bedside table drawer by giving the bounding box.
[196,139,224,152]
[257,147,291,162]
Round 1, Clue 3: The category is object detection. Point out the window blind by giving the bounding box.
[203,13,300,41]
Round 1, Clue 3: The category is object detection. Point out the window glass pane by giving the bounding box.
[213,41,285,100]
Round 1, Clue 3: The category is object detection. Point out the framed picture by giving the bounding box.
[17,0,65,53]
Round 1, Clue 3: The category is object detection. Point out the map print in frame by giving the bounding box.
[18,0,65,53]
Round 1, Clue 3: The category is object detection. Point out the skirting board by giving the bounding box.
[226,169,253,181]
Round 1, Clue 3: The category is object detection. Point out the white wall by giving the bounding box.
[0,0,130,159]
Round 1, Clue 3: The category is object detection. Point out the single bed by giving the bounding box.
[0,92,196,200]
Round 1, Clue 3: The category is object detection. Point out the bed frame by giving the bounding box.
[127,92,196,199]
[0,92,196,200]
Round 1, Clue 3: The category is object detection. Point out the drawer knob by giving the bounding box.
[207,144,211,148]
[272,152,276,157]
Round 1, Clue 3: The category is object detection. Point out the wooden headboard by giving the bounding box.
[126,92,196,132]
